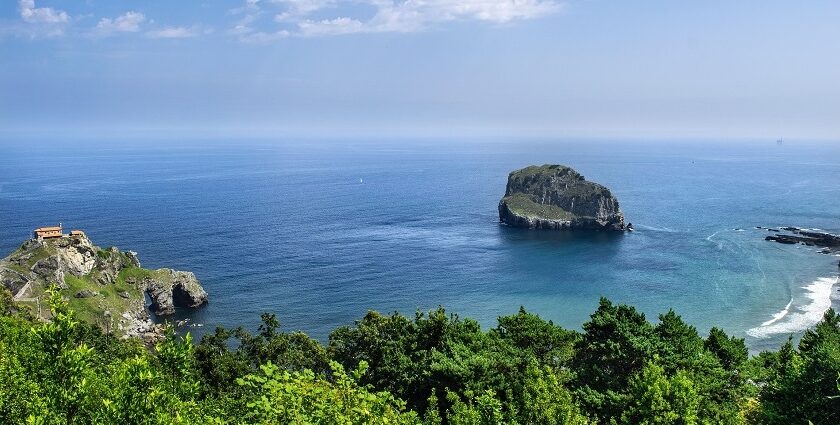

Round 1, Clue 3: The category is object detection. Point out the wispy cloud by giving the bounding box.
[96,11,146,34]
[147,26,198,39]
[232,0,563,41]
[7,1,561,43]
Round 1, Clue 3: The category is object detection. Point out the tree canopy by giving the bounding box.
[0,288,838,424]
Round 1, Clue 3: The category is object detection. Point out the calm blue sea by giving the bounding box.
[1,139,838,352]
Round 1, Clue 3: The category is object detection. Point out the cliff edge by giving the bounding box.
[498,164,628,231]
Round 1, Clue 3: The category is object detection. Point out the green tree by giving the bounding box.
[705,327,748,373]
[236,360,418,424]
[759,309,840,424]
[519,363,588,425]
[446,390,507,425]
[621,361,699,425]
[29,288,97,424]
[573,298,659,420]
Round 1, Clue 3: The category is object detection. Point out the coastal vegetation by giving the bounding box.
[1,287,838,424]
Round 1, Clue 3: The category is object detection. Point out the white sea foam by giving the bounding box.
[759,298,792,327]
[747,277,838,338]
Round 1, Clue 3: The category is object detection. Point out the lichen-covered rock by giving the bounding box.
[499,164,627,231]
[31,255,66,286]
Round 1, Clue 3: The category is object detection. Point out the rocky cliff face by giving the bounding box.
[0,232,208,340]
[499,164,627,231]
[145,269,208,316]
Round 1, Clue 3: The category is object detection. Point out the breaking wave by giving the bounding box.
[747,277,838,338]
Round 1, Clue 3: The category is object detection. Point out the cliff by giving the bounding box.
[498,164,628,231]
[0,232,207,340]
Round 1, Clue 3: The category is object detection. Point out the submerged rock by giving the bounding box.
[765,227,840,251]
[498,164,627,231]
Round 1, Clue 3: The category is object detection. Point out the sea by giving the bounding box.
[1,139,838,352]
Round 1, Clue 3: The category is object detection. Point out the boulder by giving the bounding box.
[74,289,97,298]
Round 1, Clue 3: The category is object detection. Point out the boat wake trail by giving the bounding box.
[635,224,678,233]
[747,277,838,338]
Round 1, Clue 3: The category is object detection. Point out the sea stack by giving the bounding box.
[498,164,627,231]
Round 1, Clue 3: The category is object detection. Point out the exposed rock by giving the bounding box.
[94,268,116,285]
[125,251,141,268]
[499,164,627,231]
[31,256,66,287]
[53,234,98,276]
[765,235,797,244]
[74,289,97,298]
[0,267,31,296]
[117,291,130,299]
[145,269,208,316]
[764,227,840,252]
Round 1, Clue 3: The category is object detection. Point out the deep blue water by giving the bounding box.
[1,140,838,352]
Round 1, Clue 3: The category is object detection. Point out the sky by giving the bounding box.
[1,0,839,141]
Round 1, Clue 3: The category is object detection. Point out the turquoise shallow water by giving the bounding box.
[1,140,838,352]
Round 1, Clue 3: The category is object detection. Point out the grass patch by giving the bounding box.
[116,267,156,286]
[62,273,143,333]
[502,193,578,221]
[25,246,54,267]
[6,263,29,275]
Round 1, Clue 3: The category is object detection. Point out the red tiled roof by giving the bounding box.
[35,226,62,232]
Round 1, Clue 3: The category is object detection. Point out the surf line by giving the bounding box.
[747,276,839,338]
[759,298,793,327]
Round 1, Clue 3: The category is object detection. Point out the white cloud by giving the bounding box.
[238,29,291,43]
[228,0,265,34]
[18,0,69,24]
[298,17,366,36]
[147,27,197,39]
[231,0,562,40]
[96,11,146,34]
[272,0,337,22]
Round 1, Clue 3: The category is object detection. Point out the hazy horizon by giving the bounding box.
[2,0,840,141]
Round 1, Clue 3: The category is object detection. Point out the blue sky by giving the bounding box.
[1,0,839,140]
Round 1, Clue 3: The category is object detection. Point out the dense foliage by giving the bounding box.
[0,288,838,424]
